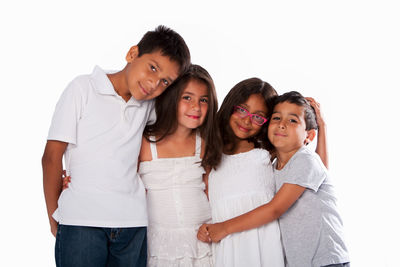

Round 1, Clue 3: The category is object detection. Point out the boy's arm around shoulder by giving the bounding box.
[42,140,68,237]
[207,183,306,242]
[306,97,329,169]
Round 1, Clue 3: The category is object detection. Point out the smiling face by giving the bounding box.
[268,101,315,154]
[176,79,209,130]
[124,46,180,101]
[229,93,268,141]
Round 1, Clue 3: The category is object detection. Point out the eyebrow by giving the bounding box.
[241,104,266,115]
[289,113,301,119]
[272,110,301,119]
[183,91,209,97]
[150,60,175,83]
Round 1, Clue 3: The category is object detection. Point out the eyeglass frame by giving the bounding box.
[232,106,268,126]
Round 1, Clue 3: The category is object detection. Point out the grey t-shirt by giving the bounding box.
[274,146,349,267]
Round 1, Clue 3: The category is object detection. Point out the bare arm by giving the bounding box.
[206,183,306,242]
[42,140,68,237]
[306,97,328,169]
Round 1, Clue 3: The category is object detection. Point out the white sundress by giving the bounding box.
[208,148,285,267]
[139,132,213,267]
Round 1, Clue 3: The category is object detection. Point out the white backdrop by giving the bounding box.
[1,1,399,266]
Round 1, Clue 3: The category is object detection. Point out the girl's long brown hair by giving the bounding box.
[143,64,221,169]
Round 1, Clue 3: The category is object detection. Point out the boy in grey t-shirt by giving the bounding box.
[268,91,349,266]
[200,91,349,267]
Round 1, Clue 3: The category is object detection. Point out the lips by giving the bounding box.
[237,124,250,133]
[274,132,286,137]
[187,115,200,119]
[138,82,150,96]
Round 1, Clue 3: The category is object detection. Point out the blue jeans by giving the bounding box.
[55,225,147,267]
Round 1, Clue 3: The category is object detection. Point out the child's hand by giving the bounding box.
[305,97,326,128]
[197,224,211,243]
[62,170,71,191]
[207,222,229,242]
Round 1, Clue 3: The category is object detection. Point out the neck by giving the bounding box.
[168,126,196,141]
[226,138,254,155]
[275,146,303,170]
[107,69,131,102]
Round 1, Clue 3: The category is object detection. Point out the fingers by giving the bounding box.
[197,224,211,243]
[305,97,320,109]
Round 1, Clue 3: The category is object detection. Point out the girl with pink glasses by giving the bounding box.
[197,78,327,266]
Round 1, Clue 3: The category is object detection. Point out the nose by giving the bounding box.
[278,120,286,129]
[147,75,160,91]
[242,114,251,125]
[192,101,200,111]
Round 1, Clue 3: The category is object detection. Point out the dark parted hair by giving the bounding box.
[137,25,191,75]
[217,78,278,154]
[143,64,221,169]
[273,91,318,130]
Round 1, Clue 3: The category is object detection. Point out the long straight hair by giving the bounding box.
[143,64,221,169]
[217,78,277,154]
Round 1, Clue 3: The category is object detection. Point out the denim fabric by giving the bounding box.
[55,225,147,267]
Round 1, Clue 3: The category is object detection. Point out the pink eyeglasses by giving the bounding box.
[233,106,268,126]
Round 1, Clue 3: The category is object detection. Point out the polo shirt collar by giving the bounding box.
[90,65,143,107]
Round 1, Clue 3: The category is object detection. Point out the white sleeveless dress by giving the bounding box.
[138,133,213,267]
[208,148,285,267]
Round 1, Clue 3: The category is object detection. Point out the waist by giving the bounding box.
[54,187,148,227]
[146,189,211,226]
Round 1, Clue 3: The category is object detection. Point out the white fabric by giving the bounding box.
[48,66,154,227]
[208,148,284,267]
[139,132,213,266]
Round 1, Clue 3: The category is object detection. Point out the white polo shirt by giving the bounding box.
[48,66,155,227]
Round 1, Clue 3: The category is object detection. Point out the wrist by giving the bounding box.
[318,123,327,132]
[222,221,233,236]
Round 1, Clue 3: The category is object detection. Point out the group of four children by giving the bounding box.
[42,25,349,267]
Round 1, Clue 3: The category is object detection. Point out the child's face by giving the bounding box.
[125,46,180,101]
[229,93,267,140]
[268,101,314,153]
[177,80,209,130]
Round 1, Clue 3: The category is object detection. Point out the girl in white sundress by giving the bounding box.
[197,78,328,267]
[138,65,220,267]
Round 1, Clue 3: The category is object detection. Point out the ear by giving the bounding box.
[126,46,139,63]
[304,129,316,145]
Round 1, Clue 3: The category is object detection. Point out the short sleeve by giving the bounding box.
[283,151,327,192]
[47,79,85,145]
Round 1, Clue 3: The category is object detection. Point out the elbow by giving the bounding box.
[270,206,285,221]
[41,151,53,168]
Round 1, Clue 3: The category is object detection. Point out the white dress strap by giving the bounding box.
[195,131,202,158]
[149,136,158,160]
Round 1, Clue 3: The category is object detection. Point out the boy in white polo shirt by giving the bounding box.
[42,25,191,267]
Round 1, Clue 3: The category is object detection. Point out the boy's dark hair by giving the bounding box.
[137,25,191,74]
[144,64,221,169]
[273,91,318,130]
[217,78,277,154]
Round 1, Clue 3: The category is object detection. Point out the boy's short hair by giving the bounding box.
[274,91,318,130]
[137,25,191,74]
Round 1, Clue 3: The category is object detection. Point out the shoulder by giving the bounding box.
[60,74,92,102]
[139,136,152,162]
[200,137,206,159]
[251,148,272,164]
[283,147,327,191]
[289,147,324,171]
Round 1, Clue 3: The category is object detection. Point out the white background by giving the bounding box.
[1,0,399,266]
